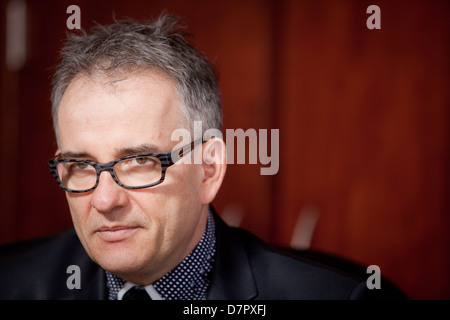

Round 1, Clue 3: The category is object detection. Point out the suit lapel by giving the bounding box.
[207,211,258,300]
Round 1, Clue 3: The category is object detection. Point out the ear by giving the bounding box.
[200,138,227,204]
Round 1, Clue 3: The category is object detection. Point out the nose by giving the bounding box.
[90,171,129,213]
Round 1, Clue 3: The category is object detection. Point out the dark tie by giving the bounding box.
[122,286,151,300]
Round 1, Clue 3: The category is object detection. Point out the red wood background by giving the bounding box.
[0,0,448,299]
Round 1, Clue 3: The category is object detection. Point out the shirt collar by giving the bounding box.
[106,210,216,300]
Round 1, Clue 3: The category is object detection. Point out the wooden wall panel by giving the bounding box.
[274,0,449,299]
[0,0,20,243]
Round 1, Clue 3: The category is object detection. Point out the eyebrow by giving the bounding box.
[116,144,161,157]
[60,151,91,159]
[60,144,162,160]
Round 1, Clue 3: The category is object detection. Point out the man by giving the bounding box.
[0,14,405,300]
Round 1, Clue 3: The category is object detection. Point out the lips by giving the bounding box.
[96,225,139,242]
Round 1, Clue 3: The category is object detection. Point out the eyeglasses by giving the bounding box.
[48,140,203,193]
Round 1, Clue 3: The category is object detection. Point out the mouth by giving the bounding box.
[95,225,139,242]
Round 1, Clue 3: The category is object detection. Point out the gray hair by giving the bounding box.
[51,14,222,144]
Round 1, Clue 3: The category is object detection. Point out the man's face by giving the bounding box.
[57,70,207,284]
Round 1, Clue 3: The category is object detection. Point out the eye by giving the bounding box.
[64,161,94,177]
[70,162,89,170]
[135,157,150,165]
[118,156,159,171]
[76,163,89,169]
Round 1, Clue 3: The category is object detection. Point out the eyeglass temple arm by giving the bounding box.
[170,138,209,164]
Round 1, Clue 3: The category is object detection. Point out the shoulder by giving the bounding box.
[0,229,102,299]
[228,226,362,299]
[214,217,406,300]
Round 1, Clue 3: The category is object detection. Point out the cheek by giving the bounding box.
[168,165,203,210]
[176,162,203,189]
[142,164,203,227]
[168,165,205,223]
[66,193,92,227]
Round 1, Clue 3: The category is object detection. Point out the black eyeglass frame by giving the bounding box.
[48,139,205,193]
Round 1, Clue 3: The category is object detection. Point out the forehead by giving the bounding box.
[57,70,186,157]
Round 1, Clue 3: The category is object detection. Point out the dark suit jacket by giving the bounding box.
[0,213,406,300]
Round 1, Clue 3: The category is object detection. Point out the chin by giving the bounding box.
[89,240,149,276]
[100,251,148,278]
